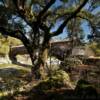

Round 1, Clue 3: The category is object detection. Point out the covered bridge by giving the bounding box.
[8,40,95,63]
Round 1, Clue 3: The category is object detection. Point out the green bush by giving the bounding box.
[65,57,82,67]
[89,42,100,56]
[34,70,73,91]
[60,57,82,72]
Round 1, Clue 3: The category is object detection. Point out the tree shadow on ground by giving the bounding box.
[0,68,20,78]
[0,68,28,93]
[2,79,99,100]
[27,79,99,100]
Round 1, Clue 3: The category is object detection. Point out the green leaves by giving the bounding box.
[60,0,68,3]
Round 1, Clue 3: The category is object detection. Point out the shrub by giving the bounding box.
[60,57,82,71]
[34,70,73,91]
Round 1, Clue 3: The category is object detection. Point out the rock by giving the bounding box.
[0,56,11,64]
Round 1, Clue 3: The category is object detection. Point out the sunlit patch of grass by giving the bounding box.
[18,69,30,75]
[0,64,31,98]
[0,64,31,81]
[0,91,8,98]
[0,63,31,71]
[0,63,14,67]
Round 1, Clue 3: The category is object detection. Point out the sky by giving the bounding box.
[14,0,100,42]
[51,0,100,41]
[1,0,99,42]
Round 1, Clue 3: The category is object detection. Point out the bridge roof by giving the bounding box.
[50,39,71,44]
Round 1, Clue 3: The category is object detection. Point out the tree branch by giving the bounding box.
[37,0,56,21]
[76,15,96,35]
[32,0,56,29]
[0,26,31,45]
[50,0,88,37]
[0,26,35,64]
[12,0,32,27]
[0,27,23,39]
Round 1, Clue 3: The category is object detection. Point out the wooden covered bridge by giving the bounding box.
[8,39,96,64]
[8,40,72,63]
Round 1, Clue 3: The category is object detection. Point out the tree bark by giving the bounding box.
[31,46,49,79]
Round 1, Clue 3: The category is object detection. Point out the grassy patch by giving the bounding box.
[0,64,31,71]
[0,63,31,98]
